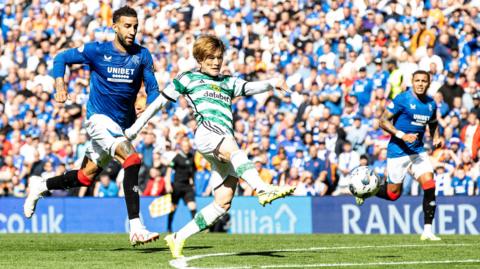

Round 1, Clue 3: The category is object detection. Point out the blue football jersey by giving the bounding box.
[386,90,437,158]
[351,78,373,106]
[372,70,389,89]
[53,42,159,130]
[451,176,473,195]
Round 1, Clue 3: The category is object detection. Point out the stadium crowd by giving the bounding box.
[0,0,479,199]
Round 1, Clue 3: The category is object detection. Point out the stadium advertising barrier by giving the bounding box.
[0,196,478,234]
[312,196,480,235]
[0,196,312,234]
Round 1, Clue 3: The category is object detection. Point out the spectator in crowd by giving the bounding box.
[305,145,326,182]
[193,152,211,197]
[350,67,374,107]
[136,130,156,190]
[460,112,480,161]
[94,172,119,198]
[434,164,454,196]
[410,19,436,55]
[143,167,166,197]
[0,155,17,196]
[451,166,474,196]
[254,156,274,185]
[346,115,369,155]
[334,141,360,196]
[294,171,327,196]
[385,59,404,99]
[438,72,464,109]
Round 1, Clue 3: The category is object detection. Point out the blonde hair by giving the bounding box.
[192,35,225,62]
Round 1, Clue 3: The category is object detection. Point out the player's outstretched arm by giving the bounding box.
[125,52,164,139]
[126,72,183,140]
[124,92,171,140]
[379,109,418,143]
[242,77,290,96]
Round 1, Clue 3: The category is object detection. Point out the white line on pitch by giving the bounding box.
[259,259,480,268]
[168,243,477,269]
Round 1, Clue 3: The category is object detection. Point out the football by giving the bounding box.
[348,166,381,198]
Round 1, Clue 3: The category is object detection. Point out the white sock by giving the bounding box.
[230,150,268,192]
[176,202,226,240]
[129,218,143,231]
[424,224,432,234]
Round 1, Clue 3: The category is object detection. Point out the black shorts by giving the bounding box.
[172,184,195,205]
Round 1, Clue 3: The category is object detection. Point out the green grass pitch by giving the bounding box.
[1,234,479,268]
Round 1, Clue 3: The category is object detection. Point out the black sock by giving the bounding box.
[167,211,175,232]
[123,162,141,220]
[190,209,197,218]
[46,170,82,190]
[423,188,436,225]
[375,179,389,200]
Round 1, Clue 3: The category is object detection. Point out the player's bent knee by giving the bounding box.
[114,140,135,157]
[217,137,238,161]
[218,201,232,211]
[213,138,230,162]
[77,170,94,186]
[214,196,233,211]
[123,153,142,168]
[214,192,235,210]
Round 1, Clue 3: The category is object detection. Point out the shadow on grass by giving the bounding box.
[235,251,286,258]
[374,255,403,259]
[230,251,403,260]
[112,246,213,254]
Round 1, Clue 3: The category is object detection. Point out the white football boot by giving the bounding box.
[420,232,441,241]
[130,226,160,246]
[23,176,48,218]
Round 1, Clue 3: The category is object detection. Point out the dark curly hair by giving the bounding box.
[113,6,137,24]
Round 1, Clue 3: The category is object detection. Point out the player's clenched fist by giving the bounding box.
[54,78,69,103]
[402,133,418,143]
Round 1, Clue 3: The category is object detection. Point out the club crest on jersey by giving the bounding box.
[131,55,140,65]
[410,104,416,109]
[104,55,112,62]
[210,84,222,92]
[428,104,432,111]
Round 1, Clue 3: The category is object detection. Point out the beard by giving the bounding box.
[118,34,134,49]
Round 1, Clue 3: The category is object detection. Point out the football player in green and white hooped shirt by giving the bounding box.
[124,35,296,258]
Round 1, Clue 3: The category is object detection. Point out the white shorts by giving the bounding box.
[194,124,237,190]
[386,152,434,184]
[84,114,127,168]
